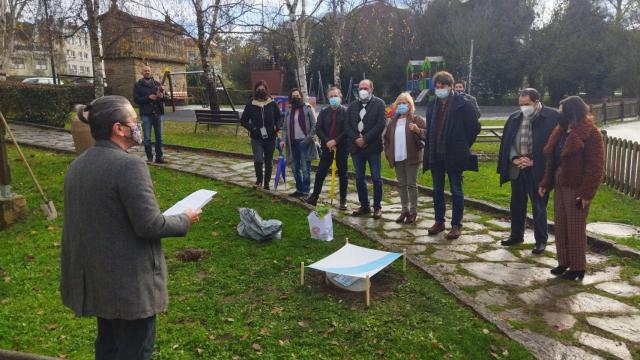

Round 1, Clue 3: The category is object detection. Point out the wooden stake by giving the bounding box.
[345,237,349,244]
[324,273,329,286]
[365,275,370,307]
[300,262,305,285]
[403,248,407,272]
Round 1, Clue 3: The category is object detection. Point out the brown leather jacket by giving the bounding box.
[539,118,604,201]
[383,113,427,167]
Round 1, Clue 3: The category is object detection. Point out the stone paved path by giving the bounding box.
[10,124,640,359]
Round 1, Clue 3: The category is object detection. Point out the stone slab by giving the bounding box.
[455,234,496,244]
[574,331,632,360]
[431,250,470,262]
[595,282,640,298]
[518,288,555,306]
[462,222,486,232]
[425,262,458,276]
[383,221,405,231]
[486,219,511,229]
[405,244,428,254]
[543,312,577,331]
[556,292,639,314]
[583,266,622,285]
[586,222,639,238]
[529,256,558,268]
[477,249,520,262]
[434,244,479,253]
[475,288,510,307]
[461,262,554,287]
[586,315,640,343]
[499,308,532,323]
[448,275,486,287]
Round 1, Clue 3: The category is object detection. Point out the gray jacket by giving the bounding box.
[60,140,191,320]
[281,104,319,164]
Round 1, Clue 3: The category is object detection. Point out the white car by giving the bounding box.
[21,77,65,85]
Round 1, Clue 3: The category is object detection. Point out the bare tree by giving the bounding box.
[139,0,256,110]
[83,0,105,97]
[0,0,30,75]
[603,0,640,24]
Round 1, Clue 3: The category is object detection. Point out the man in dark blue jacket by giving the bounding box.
[346,79,387,219]
[423,71,481,240]
[497,88,559,254]
[133,65,166,163]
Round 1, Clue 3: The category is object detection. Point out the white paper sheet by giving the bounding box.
[163,189,216,216]
[308,244,401,279]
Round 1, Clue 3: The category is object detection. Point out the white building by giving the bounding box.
[63,30,93,77]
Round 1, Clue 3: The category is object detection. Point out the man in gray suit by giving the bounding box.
[61,95,201,359]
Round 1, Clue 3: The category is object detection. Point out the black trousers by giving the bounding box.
[95,315,156,360]
[510,169,550,245]
[311,147,348,200]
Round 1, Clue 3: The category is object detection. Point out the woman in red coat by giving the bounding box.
[538,96,604,281]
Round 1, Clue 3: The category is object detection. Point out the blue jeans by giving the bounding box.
[431,161,464,226]
[352,152,383,209]
[141,114,163,161]
[291,139,311,194]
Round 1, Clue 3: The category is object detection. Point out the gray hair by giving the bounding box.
[76,95,133,140]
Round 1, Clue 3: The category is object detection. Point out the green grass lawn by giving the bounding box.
[0,146,533,359]
[162,121,640,233]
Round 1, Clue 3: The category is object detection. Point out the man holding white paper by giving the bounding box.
[61,95,201,360]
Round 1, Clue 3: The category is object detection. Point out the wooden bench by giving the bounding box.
[194,109,241,134]
[476,125,504,142]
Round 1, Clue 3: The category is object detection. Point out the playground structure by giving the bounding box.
[406,56,446,100]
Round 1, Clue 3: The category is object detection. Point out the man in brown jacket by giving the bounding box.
[61,96,201,359]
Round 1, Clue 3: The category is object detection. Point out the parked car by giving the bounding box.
[21,77,65,85]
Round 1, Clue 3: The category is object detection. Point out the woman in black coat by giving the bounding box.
[240,80,282,190]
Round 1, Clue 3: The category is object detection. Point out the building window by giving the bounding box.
[35,59,47,70]
[11,58,25,69]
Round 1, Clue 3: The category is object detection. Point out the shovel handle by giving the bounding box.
[0,112,49,202]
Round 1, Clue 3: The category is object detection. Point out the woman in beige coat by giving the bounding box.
[383,92,427,224]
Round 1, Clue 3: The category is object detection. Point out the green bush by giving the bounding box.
[0,84,94,127]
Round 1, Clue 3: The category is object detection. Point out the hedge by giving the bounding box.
[0,84,94,128]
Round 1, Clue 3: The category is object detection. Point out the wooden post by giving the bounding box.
[403,248,407,272]
[300,262,305,285]
[345,237,349,245]
[603,100,608,125]
[365,275,370,307]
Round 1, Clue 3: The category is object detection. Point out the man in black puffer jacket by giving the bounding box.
[133,65,166,163]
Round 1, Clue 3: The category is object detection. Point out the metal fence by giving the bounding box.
[591,99,640,124]
[602,130,640,199]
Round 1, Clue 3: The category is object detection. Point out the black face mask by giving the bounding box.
[255,89,267,99]
[558,113,570,128]
[291,97,302,107]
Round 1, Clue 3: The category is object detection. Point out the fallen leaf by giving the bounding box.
[196,348,204,355]
[271,306,283,314]
[1,299,10,305]
[25,255,34,262]
[376,349,385,355]
[252,343,261,351]
[172,344,179,350]
[47,323,58,331]
[225,318,234,323]
[298,320,309,328]
[196,271,208,280]
[482,329,490,334]
[240,335,248,341]
[260,327,270,335]
[36,309,44,315]
[211,231,220,237]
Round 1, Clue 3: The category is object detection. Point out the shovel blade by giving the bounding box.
[41,201,58,220]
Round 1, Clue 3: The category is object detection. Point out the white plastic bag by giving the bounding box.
[307,211,333,241]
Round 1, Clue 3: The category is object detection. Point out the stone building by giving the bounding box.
[1,22,65,79]
[100,4,188,100]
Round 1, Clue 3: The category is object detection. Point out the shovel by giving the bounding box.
[0,112,58,220]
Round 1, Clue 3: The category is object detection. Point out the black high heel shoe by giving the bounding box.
[550,266,568,276]
[561,270,585,281]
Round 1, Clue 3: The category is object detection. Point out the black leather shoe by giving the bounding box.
[550,266,568,276]
[339,199,348,211]
[561,270,585,281]
[500,237,524,246]
[305,196,318,206]
[155,157,167,164]
[532,244,546,254]
[290,191,303,197]
[351,206,371,217]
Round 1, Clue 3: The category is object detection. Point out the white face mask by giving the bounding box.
[359,89,370,101]
[521,105,535,117]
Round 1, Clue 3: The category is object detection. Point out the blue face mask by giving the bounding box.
[396,103,409,114]
[329,96,341,108]
[435,88,450,99]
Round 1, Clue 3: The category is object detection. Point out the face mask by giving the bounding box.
[359,89,370,101]
[291,97,302,107]
[435,88,450,99]
[455,90,464,95]
[255,89,267,99]
[558,113,570,128]
[521,105,535,117]
[396,103,409,114]
[124,123,142,145]
[329,96,341,108]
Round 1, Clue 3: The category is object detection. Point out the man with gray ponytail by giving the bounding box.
[61,95,201,359]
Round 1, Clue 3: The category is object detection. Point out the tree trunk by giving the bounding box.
[288,0,309,102]
[85,0,104,98]
[332,0,346,88]
[200,50,219,111]
[194,0,219,110]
